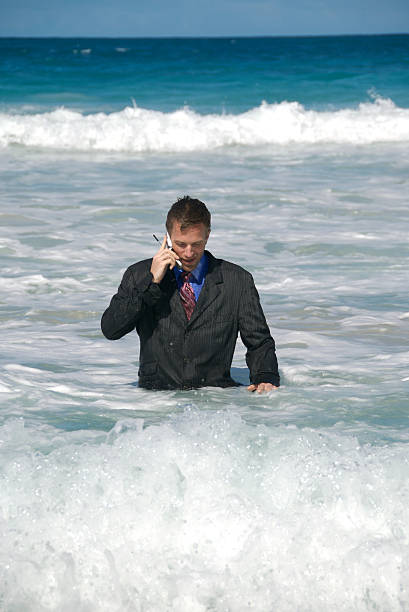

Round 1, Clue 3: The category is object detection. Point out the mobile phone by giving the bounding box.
[167,232,182,268]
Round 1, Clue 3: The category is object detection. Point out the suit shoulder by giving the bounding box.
[126,258,152,274]
[121,258,152,283]
[217,258,253,281]
[212,259,254,288]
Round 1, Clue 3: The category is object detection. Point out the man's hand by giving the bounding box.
[150,235,178,284]
[247,383,278,393]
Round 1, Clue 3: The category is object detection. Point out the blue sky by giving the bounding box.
[1,0,409,37]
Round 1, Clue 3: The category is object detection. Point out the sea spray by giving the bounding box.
[1,411,409,611]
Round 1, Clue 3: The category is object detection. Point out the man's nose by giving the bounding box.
[185,245,193,257]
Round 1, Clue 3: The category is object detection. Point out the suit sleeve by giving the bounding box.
[101,265,164,340]
[238,274,280,387]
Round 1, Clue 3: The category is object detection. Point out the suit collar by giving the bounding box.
[161,251,223,327]
[187,251,223,325]
[203,250,223,284]
[162,251,223,327]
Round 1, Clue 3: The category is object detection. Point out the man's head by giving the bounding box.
[166,196,211,272]
[166,196,211,235]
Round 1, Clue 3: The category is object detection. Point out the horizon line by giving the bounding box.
[1,32,408,40]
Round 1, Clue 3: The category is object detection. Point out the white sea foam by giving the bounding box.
[1,98,409,152]
[1,411,409,611]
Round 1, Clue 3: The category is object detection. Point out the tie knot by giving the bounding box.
[182,271,192,282]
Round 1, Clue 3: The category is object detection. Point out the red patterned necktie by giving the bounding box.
[180,271,196,320]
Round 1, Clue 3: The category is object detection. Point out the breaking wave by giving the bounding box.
[1,98,409,152]
[2,411,409,610]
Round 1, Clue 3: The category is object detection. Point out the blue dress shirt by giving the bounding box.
[173,254,208,301]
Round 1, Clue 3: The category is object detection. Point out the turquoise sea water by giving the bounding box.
[2,35,409,113]
[1,36,409,610]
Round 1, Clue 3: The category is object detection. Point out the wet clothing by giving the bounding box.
[101,251,280,390]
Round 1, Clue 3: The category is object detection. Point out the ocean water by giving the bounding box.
[1,35,409,611]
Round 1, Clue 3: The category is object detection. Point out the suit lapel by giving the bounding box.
[188,252,223,326]
[161,270,187,326]
[161,252,223,326]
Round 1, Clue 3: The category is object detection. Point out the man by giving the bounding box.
[101,196,279,393]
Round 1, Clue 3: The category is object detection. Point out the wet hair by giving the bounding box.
[166,196,211,234]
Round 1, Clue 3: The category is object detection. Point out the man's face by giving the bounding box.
[169,222,210,272]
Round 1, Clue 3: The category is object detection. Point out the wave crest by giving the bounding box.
[1,98,408,152]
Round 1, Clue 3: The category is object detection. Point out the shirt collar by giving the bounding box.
[174,253,208,283]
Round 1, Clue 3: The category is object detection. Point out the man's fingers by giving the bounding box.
[154,249,176,265]
[247,383,278,393]
[161,234,168,250]
[162,249,177,265]
[257,383,277,393]
[151,244,177,283]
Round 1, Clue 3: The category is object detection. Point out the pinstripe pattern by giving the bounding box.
[101,251,280,390]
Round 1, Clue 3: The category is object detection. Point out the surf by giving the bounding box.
[1,97,409,152]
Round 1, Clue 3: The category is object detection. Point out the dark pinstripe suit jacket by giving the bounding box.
[101,251,279,390]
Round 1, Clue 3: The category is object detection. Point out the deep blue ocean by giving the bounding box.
[2,35,409,114]
[1,36,409,611]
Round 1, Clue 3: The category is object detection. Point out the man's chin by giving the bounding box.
[181,261,195,271]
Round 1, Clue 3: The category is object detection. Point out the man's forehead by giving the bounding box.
[170,222,209,238]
